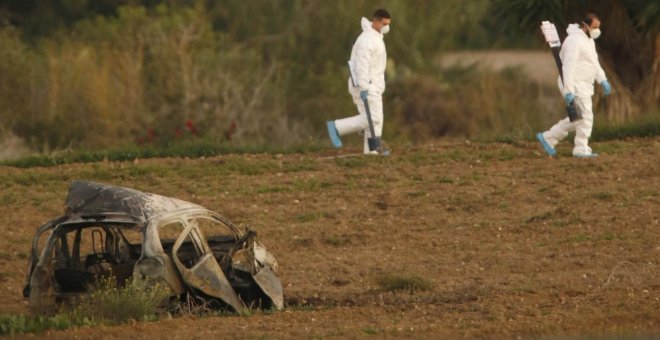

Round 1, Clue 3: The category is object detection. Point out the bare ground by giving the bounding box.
[1,138,658,338]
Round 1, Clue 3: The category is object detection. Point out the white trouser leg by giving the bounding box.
[543,117,573,147]
[542,96,593,155]
[572,96,593,155]
[335,92,384,154]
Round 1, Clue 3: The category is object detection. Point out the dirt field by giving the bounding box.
[1,138,658,338]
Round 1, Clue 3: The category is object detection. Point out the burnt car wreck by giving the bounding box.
[24,181,283,314]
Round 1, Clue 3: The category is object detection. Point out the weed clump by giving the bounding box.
[72,277,171,324]
[376,273,433,293]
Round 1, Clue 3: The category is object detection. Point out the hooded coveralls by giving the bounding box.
[334,17,387,154]
[542,24,608,156]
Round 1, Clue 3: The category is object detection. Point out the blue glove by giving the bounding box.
[564,93,575,105]
[359,90,368,101]
[600,80,611,96]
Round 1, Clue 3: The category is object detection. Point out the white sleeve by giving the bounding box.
[561,40,579,93]
[594,58,607,83]
[354,39,372,91]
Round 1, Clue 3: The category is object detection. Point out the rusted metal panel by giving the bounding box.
[253,266,284,310]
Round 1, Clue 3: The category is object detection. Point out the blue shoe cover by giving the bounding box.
[536,133,556,156]
[326,121,342,148]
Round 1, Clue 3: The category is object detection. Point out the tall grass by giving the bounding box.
[71,277,171,324]
[592,113,660,141]
[0,277,170,336]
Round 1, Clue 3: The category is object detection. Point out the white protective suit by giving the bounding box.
[542,24,607,156]
[334,17,387,154]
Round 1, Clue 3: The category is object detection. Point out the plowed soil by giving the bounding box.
[1,138,658,338]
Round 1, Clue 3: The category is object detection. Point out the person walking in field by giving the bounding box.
[537,13,611,158]
[326,9,391,155]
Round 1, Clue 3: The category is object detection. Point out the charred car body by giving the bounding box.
[24,181,283,314]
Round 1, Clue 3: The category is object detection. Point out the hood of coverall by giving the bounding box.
[361,17,382,37]
[566,23,588,39]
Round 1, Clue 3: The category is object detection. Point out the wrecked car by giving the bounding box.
[23,181,283,314]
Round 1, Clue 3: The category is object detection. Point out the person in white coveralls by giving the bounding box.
[326,9,391,154]
[537,13,612,158]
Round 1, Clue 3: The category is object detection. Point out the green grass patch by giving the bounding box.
[599,233,625,241]
[436,176,454,184]
[494,135,522,145]
[440,149,468,161]
[457,172,484,186]
[376,273,432,293]
[362,327,383,335]
[256,185,288,194]
[592,141,633,155]
[406,153,431,166]
[568,234,592,243]
[496,150,518,161]
[0,277,170,336]
[1,140,325,168]
[224,159,279,176]
[407,191,427,198]
[552,217,584,227]
[592,114,660,141]
[0,191,16,205]
[292,237,314,248]
[591,191,614,201]
[334,157,368,168]
[281,158,318,172]
[291,179,333,192]
[295,212,321,223]
[322,235,351,247]
[0,313,85,336]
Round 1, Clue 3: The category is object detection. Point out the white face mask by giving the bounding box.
[380,24,390,35]
[589,27,601,40]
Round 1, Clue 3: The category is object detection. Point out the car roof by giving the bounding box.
[65,181,204,221]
